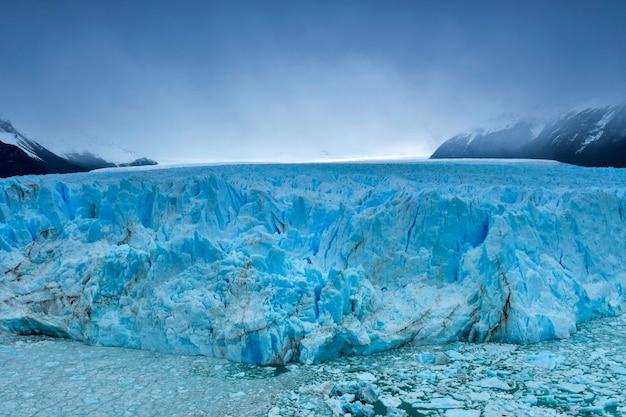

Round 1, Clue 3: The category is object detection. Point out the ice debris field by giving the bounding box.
[1,160,626,367]
[1,313,625,416]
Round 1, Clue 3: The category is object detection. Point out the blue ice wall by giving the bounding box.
[1,161,625,364]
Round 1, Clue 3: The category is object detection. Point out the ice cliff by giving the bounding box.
[1,161,626,365]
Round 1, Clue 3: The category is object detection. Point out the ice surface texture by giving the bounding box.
[1,161,625,365]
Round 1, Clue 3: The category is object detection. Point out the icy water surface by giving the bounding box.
[1,314,625,417]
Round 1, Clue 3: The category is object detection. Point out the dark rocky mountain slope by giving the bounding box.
[431,104,626,168]
[0,119,157,178]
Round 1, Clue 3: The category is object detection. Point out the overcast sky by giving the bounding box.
[2,1,626,163]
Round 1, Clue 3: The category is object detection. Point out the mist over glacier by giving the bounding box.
[1,161,625,365]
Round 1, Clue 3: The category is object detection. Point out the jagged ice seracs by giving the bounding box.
[0,161,625,365]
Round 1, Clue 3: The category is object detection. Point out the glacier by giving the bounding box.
[1,160,625,365]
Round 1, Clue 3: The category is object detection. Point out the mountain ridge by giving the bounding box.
[0,118,157,178]
[431,104,626,167]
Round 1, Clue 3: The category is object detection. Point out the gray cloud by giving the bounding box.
[1,1,626,163]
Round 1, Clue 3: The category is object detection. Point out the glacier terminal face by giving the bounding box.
[1,161,625,364]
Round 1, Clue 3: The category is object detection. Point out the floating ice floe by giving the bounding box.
[1,313,626,416]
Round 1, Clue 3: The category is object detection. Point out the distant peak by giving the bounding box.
[432,101,626,167]
[0,117,158,177]
[0,118,17,134]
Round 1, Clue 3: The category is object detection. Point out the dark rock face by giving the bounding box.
[431,104,626,168]
[524,106,626,167]
[431,122,536,159]
[0,141,47,178]
[120,157,158,167]
[0,118,158,178]
[64,152,117,171]
[17,137,87,174]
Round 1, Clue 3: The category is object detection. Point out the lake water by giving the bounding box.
[1,314,625,417]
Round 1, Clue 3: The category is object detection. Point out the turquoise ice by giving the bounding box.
[1,161,625,364]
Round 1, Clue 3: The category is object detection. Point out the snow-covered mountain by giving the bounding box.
[0,118,157,178]
[1,119,86,177]
[430,121,537,159]
[431,104,626,167]
[526,105,626,166]
[1,162,625,365]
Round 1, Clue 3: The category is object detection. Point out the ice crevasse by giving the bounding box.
[0,161,625,365]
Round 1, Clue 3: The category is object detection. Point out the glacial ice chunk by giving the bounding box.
[1,161,626,364]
